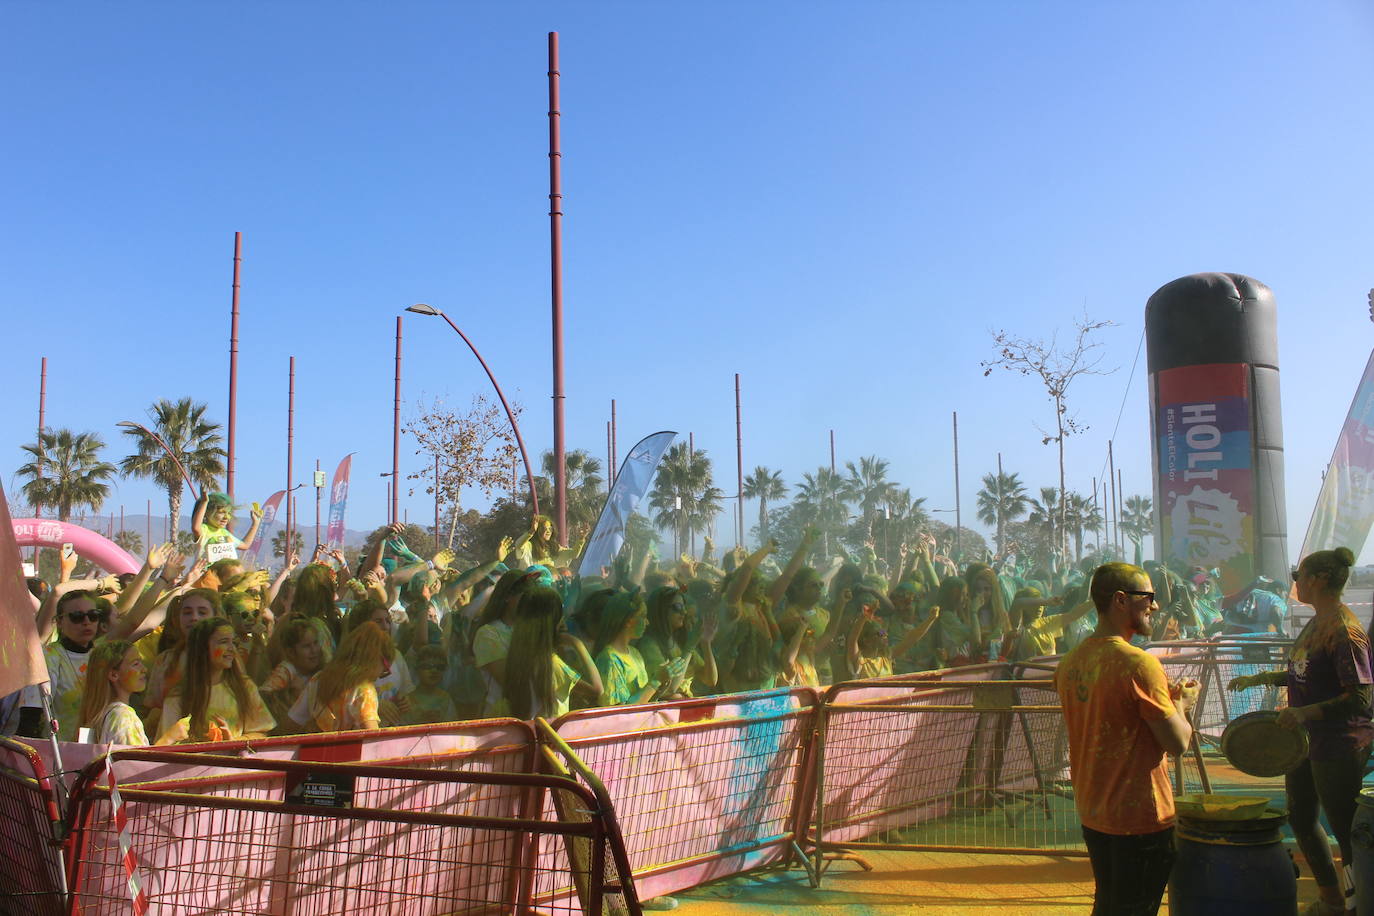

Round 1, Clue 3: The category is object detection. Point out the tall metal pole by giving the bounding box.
[1107,440,1117,560]
[548,31,568,546]
[1091,476,1099,553]
[34,357,46,562]
[610,399,617,486]
[314,458,322,552]
[393,316,403,528]
[735,374,744,548]
[286,356,295,558]
[689,433,696,557]
[119,505,124,535]
[952,411,962,562]
[227,231,242,501]
[1118,467,1126,556]
[829,429,836,474]
[434,453,441,545]
[606,421,613,492]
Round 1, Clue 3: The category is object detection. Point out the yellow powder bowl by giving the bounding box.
[1175,793,1271,821]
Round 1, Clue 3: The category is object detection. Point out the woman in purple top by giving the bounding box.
[1231,546,1373,916]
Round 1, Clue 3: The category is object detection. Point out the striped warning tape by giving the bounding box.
[104,759,149,915]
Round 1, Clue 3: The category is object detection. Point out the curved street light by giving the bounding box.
[117,421,202,500]
[404,304,540,518]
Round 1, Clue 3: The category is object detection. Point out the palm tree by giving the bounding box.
[742,466,787,542]
[974,470,1029,558]
[120,398,225,541]
[17,429,117,521]
[1061,491,1099,561]
[1122,495,1155,564]
[794,466,853,558]
[1026,487,1062,563]
[535,449,605,539]
[647,443,723,557]
[845,455,899,540]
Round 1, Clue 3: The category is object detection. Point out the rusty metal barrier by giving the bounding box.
[551,688,821,901]
[62,748,637,916]
[0,737,66,916]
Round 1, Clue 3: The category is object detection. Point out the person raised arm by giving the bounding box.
[112,541,170,619]
[724,540,777,611]
[890,605,941,659]
[190,492,209,542]
[237,501,265,552]
[269,554,299,606]
[768,527,820,608]
[105,543,175,640]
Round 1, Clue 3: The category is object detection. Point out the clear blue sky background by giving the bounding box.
[3,2,1373,561]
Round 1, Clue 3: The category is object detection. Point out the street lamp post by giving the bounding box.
[404,304,540,518]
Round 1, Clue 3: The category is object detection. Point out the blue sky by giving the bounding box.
[3,2,1373,561]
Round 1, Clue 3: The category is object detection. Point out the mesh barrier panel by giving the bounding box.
[551,690,817,900]
[0,738,65,916]
[64,751,632,916]
[815,674,1085,856]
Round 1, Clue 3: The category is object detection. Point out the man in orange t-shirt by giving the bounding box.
[1054,562,1199,916]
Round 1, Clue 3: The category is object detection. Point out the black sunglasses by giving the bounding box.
[1120,589,1156,603]
[66,611,109,624]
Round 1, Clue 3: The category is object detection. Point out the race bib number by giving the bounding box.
[205,541,238,563]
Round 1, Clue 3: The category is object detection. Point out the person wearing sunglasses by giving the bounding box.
[40,590,113,740]
[1054,562,1200,916]
[1230,546,1371,916]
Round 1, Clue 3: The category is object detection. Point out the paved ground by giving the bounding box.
[671,751,1340,915]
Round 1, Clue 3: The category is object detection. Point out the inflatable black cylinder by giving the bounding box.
[1145,273,1287,591]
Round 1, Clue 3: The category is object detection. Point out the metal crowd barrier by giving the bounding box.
[548,688,820,901]
[807,665,1086,866]
[0,737,66,916]
[0,636,1296,910]
[62,748,640,916]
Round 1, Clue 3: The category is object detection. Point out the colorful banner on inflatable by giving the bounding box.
[0,484,47,700]
[576,431,676,577]
[245,490,285,562]
[1301,350,1374,560]
[326,454,354,548]
[1153,363,1254,591]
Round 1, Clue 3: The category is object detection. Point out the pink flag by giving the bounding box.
[246,490,286,562]
[326,455,354,548]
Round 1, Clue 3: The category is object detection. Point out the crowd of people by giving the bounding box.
[0,488,1292,747]
[7,487,1374,915]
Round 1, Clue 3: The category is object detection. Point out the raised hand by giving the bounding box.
[432,548,455,571]
[147,541,174,569]
[250,501,264,522]
[161,552,189,582]
[497,535,514,560]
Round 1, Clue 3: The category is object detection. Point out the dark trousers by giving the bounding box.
[1081,825,1175,916]
[1286,745,1371,889]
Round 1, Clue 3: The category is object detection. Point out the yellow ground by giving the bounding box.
[672,753,1335,915]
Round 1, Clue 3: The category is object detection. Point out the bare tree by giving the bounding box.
[404,394,520,548]
[982,315,1114,560]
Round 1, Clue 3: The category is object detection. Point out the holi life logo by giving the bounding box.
[1168,486,1245,566]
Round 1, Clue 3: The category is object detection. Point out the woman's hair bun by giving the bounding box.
[1335,547,1356,567]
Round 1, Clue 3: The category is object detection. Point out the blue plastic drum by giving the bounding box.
[1168,809,1297,916]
